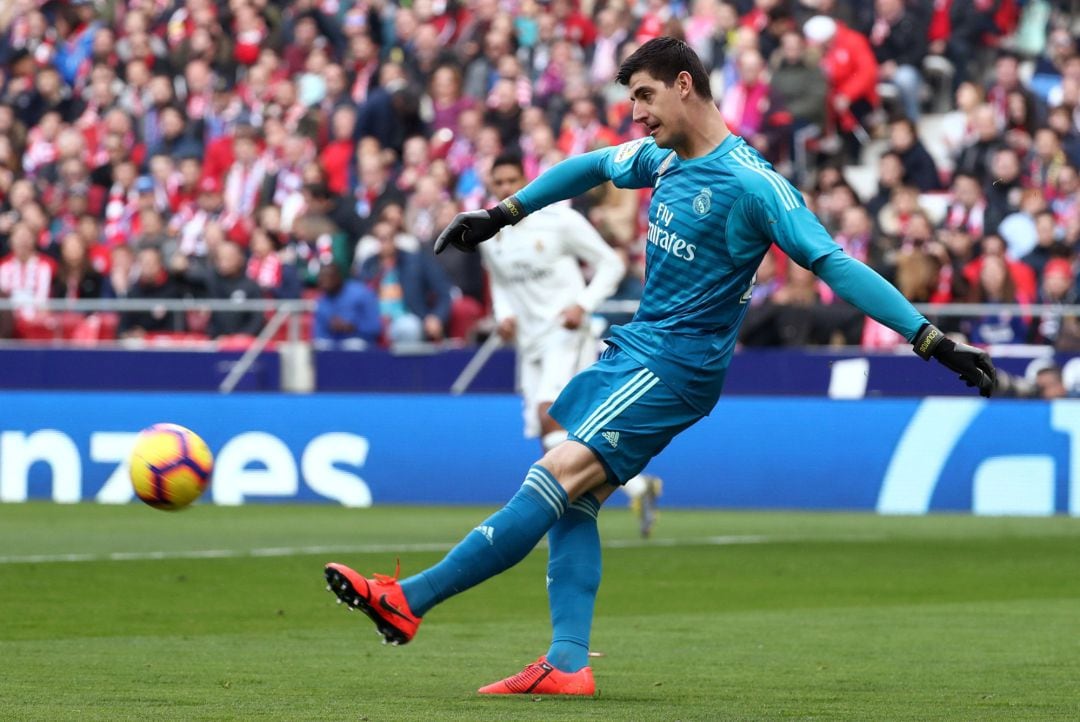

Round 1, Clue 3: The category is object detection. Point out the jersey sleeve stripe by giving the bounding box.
[742,148,801,210]
[730,147,799,211]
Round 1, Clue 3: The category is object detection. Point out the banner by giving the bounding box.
[0,392,1076,515]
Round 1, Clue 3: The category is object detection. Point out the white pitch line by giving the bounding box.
[0,534,885,565]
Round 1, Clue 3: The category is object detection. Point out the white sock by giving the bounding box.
[542,430,569,451]
[623,474,647,499]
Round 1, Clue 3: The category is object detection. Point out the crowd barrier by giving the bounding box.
[1,391,1076,515]
[0,345,1065,396]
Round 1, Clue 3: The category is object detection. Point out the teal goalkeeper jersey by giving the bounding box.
[514,134,927,414]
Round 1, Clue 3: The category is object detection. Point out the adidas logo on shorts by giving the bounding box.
[474,525,495,544]
[601,431,620,449]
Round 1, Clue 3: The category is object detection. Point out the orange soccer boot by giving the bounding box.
[324,561,421,645]
[478,656,595,696]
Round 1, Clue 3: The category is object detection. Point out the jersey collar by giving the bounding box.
[678,133,743,167]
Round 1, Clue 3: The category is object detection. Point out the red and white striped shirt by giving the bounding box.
[0,254,54,318]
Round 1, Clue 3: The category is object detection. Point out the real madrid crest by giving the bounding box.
[693,187,712,215]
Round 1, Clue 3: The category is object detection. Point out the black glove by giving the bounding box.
[433,195,526,254]
[913,323,997,398]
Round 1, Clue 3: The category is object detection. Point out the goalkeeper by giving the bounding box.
[324,36,996,696]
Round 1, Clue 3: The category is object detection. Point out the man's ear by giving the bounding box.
[677,70,694,99]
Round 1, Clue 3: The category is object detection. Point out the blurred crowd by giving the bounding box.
[0,0,1078,350]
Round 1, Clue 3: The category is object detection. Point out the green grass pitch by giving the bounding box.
[2,503,1079,721]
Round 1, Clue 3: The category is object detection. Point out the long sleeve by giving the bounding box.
[350,283,383,343]
[485,261,516,323]
[314,298,333,341]
[419,253,452,322]
[738,177,927,342]
[515,137,672,213]
[812,249,927,341]
[558,208,626,313]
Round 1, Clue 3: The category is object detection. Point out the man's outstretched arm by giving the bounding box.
[435,139,668,254]
[812,250,996,397]
[743,190,997,397]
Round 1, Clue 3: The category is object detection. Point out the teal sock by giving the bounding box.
[400,465,567,617]
[545,492,601,673]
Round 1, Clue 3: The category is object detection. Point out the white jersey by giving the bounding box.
[480,204,625,358]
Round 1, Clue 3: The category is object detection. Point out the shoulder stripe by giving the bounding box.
[729,147,799,211]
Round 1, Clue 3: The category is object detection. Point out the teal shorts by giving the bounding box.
[548,345,704,484]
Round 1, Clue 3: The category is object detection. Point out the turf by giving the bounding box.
[1,503,1079,721]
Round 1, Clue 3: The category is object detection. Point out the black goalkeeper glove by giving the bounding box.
[433,195,526,254]
[913,323,997,398]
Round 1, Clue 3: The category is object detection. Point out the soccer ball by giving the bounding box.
[129,424,214,510]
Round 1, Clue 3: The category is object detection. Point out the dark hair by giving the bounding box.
[491,153,525,174]
[616,37,712,101]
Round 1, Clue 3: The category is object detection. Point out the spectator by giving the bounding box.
[222,124,270,230]
[942,172,988,240]
[557,96,618,157]
[1030,258,1080,348]
[349,148,405,227]
[866,151,905,220]
[203,241,264,339]
[964,253,1029,345]
[803,15,879,156]
[118,246,181,338]
[888,117,942,191]
[720,49,771,141]
[986,52,1038,130]
[984,147,1024,233]
[0,221,52,321]
[999,188,1049,260]
[176,176,233,261]
[869,0,928,121]
[286,214,352,288]
[358,220,452,343]
[246,227,288,298]
[769,29,827,132]
[941,82,985,157]
[955,104,1005,185]
[101,244,135,300]
[939,0,1009,89]
[1021,210,1067,280]
[427,65,475,137]
[1047,106,1080,167]
[1026,127,1068,196]
[834,205,875,267]
[313,262,382,349]
[320,105,357,195]
[50,232,102,299]
[148,105,203,160]
[962,233,1038,307]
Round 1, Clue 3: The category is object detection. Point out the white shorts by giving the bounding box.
[519,328,598,438]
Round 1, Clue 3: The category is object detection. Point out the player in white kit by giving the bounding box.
[481,154,662,534]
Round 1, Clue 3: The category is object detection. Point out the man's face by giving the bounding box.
[995,58,1019,88]
[629,70,687,149]
[489,163,526,199]
[215,243,244,276]
[317,264,342,293]
[138,249,163,279]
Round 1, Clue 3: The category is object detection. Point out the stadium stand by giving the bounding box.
[0,0,1078,350]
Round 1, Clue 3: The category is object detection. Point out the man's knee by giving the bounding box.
[537,441,608,501]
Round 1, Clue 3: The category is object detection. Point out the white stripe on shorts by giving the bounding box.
[574,368,655,440]
[580,375,661,442]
